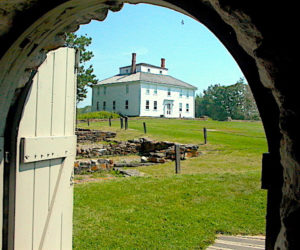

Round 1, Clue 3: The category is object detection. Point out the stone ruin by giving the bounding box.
[74,158,114,174]
[76,137,200,164]
[76,128,116,143]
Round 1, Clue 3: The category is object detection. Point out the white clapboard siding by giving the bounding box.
[11,47,76,250]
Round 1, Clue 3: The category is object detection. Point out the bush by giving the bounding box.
[77,111,120,120]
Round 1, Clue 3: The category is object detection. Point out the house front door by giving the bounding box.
[163,101,173,117]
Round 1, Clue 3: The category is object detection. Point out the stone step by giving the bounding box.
[206,235,265,250]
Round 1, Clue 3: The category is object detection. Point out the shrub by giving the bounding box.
[77,111,120,120]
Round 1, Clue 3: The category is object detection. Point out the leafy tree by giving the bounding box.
[195,78,260,120]
[65,33,98,103]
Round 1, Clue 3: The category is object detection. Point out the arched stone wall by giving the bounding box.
[0,0,298,249]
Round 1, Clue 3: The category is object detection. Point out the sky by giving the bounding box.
[76,3,245,108]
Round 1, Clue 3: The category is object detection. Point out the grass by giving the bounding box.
[73,118,267,249]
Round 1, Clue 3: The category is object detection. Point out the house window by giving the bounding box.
[180,89,183,98]
[126,69,129,73]
[97,87,100,95]
[126,84,129,94]
[146,85,150,94]
[168,88,171,96]
[179,103,182,112]
[104,86,107,95]
[113,101,116,110]
[160,70,162,74]
[187,91,189,98]
[103,101,106,111]
[97,101,99,111]
[125,100,129,109]
[146,100,150,110]
[154,85,158,95]
[154,101,157,110]
[186,103,189,112]
[148,68,151,73]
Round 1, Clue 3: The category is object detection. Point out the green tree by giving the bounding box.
[65,33,98,103]
[195,78,260,120]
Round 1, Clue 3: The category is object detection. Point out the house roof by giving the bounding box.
[119,63,168,70]
[96,72,197,90]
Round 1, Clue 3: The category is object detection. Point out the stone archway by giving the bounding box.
[0,1,298,249]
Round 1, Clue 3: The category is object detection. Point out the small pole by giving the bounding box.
[203,127,207,144]
[175,144,181,174]
[125,117,128,130]
[120,118,123,129]
[143,122,147,134]
[87,119,90,127]
[109,117,111,127]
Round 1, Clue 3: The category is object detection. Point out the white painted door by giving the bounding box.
[9,47,77,250]
[164,102,173,117]
[0,136,3,249]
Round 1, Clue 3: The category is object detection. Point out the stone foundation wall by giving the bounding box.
[76,128,116,143]
[77,138,199,163]
[74,158,114,174]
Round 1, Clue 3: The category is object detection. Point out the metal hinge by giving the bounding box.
[5,151,10,164]
[75,49,80,73]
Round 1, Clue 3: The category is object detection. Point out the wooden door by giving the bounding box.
[8,47,77,250]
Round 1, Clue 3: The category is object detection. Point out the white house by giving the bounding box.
[92,53,197,118]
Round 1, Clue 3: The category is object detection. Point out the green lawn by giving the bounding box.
[73,118,267,249]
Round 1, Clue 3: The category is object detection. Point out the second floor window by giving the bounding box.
[179,103,182,112]
[126,85,129,94]
[146,100,150,110]
[113,101,116,110]
[154,101,157,110]
[104,86,107,95]
[187,91,189,98]
[125,100,129,109]
[103,101,106,110]
[154,85,158,95]
[180,89,183,98]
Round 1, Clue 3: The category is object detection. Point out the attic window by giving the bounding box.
[148,69,151,73]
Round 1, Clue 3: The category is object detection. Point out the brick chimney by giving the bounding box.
[131,53,136,73]
[161,58,166,68]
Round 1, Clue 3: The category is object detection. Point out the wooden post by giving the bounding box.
[120,118,123,129]
[109,117,111,127]
[87,118,90,126]
[143,122,147,134]
[175,144,181,174]
[203,127,207,144]
[125,117,128,130]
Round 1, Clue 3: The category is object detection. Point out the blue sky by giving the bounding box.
[76,3,245,108]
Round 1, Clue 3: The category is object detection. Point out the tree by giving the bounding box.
[65,33,98,103]
[195,78,260,120]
